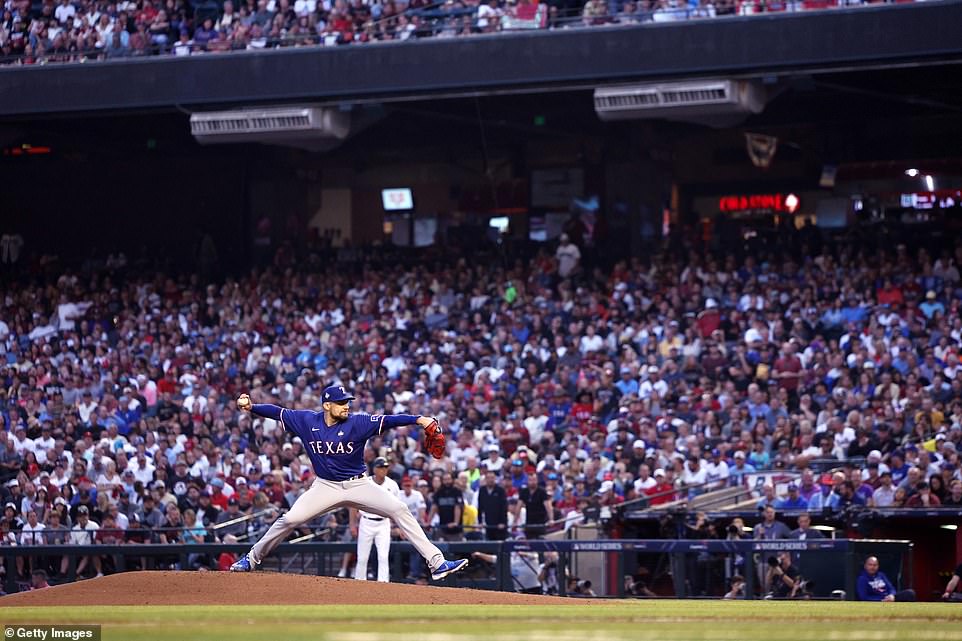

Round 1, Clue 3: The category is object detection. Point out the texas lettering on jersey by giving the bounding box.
[307,440,356,455]
[279,410,418,481]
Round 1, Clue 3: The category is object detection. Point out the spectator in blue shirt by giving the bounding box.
[508,459,528,489]
[728,451,756,486]
[841,299,868,324]
[753,505,791,540]
[888,451,910,486]
[747,440,770,471]
[920,290,945,319]
[808,471,845,511]
[775,483,809,509]
[857,556,915,601]
[614,367,639,397]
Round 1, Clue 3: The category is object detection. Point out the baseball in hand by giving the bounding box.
[237,394,252,411]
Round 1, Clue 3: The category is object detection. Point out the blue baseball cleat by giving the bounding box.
[230,553,255,572]
[430,559,469,581]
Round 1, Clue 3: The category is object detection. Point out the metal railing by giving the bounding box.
[0,538,912,600]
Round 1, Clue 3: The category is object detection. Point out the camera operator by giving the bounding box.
[726,517,747,540]
[568,576,597,597]
[766,551,801,598]
[471,549,543,594]
[624,570,658,597]
[538,551,564,595]
[725,517,748,578]
[686,511,715,538]
[684,511,718,596]
[723,574,746,599]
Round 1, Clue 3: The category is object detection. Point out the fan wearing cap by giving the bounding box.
[350,457,400,582]
[774,483,808,510]
[644,469,675,506]
[230,385,468,581]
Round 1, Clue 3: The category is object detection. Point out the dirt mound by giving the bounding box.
[0,571,587,606]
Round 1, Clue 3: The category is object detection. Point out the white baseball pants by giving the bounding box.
[354,515,391,582]
[249,476,445,571]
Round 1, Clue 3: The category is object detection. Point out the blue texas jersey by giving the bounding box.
[281,410,417,481]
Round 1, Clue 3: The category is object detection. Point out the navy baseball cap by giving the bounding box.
[323,385,355,403]
[373,457,389,468]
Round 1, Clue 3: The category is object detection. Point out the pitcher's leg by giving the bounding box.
[375,524,391,582]
[350,483,444,571]
[250,480,340,564]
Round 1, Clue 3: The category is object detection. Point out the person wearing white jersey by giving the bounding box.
[352,457,400,582]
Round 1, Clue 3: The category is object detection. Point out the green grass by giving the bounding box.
[2,601,961,641]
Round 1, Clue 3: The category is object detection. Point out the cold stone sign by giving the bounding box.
[719,193,800,216]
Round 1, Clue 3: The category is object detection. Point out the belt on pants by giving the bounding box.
[362,515,385,521]
[339,473,367,482]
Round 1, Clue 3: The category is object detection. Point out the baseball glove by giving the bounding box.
[423,417,446,459]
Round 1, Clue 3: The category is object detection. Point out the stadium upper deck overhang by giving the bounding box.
[1,0,962,118]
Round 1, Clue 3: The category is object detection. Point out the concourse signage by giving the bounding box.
[719,193,800,216]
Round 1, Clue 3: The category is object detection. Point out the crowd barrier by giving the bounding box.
[0,538,912,599]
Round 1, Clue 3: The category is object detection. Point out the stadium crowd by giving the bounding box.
[1,229,962,583]
[0,0,918,64]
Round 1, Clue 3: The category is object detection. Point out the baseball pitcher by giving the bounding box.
[230,385,467,581]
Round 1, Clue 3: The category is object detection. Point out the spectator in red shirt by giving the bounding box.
[772,342,802,394]
[157,369,178,396]
[645,469,675,506]
[570,392,595,433]
[231,477,254,505]
[696,299,722,337]
[877,279,904,306]
[498,420,529,457]
[209,477,230,511]
[557,483,578,516]
[329,8,354,41]
[905,482,941,508]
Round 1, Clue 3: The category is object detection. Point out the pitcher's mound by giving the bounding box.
[0,571,587,606]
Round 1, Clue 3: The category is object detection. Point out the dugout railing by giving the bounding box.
[0,538,911,599]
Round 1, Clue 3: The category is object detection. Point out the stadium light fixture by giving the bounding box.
[941,524,958,531]
[925,175,935,191]
[905,168,919,177]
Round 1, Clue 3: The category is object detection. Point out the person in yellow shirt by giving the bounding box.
[462,502,479,538]
[915,398,944,429]
[658,323,683,358]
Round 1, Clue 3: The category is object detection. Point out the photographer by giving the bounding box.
[726,518,747,540]
[726,517,747,578]
[568,576,597,597]
[538,551,564,595]
[471,549,543,594]
[766,551,801,598]
[624,569,657,598]
[685,511,717,596]
[724,574,746,600]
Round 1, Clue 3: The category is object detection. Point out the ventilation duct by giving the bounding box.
[594,80,766,126]
[190,105,352,151]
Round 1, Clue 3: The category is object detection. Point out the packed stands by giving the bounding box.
[0,227,961,585]
[0,0,928,65]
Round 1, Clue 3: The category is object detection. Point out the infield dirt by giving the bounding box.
[0,571,587,607]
